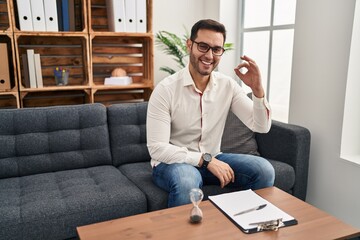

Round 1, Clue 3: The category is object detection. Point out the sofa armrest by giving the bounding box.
[255,120,311,201]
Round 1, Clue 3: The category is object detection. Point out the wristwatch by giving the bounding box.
[202,153,212,168]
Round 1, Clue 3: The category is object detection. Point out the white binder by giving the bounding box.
[106,0,126,32]
[30,0,46,31]
[34,54,43,88]
[0,43,11,90]
[136,0,147,33]
[43,0,59,31]
[125,0,136,32]
[26,49,37,88]
[16,0,34,31]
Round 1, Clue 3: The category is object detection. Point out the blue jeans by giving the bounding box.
[152,153,275,207]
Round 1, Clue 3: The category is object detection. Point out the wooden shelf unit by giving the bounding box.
[0,0,153,108]
[0,0,18,108]
[0,91,19,108]
[88,0,154,103]
[0,0,12,32]
[15,33,90,89]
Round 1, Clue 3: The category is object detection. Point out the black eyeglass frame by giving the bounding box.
[191,40,226,56]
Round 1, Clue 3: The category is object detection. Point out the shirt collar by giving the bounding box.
[182,64,218,91]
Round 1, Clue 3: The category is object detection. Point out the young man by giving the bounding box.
[147,19,275,207]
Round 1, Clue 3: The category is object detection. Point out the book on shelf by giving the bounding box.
[68,0,76,31]
[21,54,30,88]
[34,54,43,88]
[43,0,59,31]
[61,0,70,31]
[26,49,37,88]
[59,0,76,31]
[136,0,147,33]
[30,0,46,31]
[56,0,63,30]
[106,0,126,32]
[0,43,11,90]
[16,0,34,31]
[124,0,136,32]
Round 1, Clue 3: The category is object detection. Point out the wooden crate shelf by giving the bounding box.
[15,33,90,89]
[88,0,153,33]
[20,89,91,108]
[90,33,153,88]
[0,0,11,32]
[92,89,147,106]
[0,0,153,108]
[0,91,19,108]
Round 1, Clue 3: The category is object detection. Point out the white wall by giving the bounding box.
[290,0,360,228]
[153,0,206,85]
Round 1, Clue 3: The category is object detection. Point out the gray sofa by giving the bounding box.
[0,102,310,240]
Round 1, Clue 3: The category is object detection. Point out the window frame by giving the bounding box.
[238,0,295,104]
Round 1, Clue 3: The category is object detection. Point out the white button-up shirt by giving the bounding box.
[146,66,271,167]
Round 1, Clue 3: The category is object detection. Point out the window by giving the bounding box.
[239,0,296,122]
[341,0,360,165]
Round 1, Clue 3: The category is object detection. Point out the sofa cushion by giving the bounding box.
[107,102,150,167]
[119,162,168,211]
[221,112,295,193]
[0,165,147,240]
[268,159,295,193]
[118,163,233,211]
[221,111,260,156]
[0,104,112,179]
[119,159,294,212]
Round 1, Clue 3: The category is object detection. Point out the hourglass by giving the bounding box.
[189,188,204,223]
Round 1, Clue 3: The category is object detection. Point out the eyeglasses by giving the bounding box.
[192,40,225,56]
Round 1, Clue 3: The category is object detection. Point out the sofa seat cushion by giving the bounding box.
[119,162,233,210]
[0,165,147,240]
[119,159,295,213]
[118,162,168,212]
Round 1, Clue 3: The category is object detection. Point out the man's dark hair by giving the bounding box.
[190,19,227,44]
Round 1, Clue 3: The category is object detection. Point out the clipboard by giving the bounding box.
[208,189,298,233]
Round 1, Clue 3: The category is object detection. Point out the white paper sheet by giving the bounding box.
[208,189,296,232]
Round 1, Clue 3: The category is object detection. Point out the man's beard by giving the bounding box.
[190,54,218,76]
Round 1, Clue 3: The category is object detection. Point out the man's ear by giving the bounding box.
[186,39,192,53]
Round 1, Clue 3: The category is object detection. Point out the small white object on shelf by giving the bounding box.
[104,76,133,86]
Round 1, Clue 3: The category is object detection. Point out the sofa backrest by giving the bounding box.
[221,111,260,156]
[107,102,150,166]
[0,103,112,179]
[106,101,260,168]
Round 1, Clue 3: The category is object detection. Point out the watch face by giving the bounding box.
[203,153,212,162]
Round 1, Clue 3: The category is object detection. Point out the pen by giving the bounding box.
[233,204,267,216]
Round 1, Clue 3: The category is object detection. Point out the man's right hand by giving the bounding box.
[207,158,235,188]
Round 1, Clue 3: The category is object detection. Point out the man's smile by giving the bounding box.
[200,59,213,66]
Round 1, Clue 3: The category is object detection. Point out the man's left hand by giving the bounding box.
[234,55,265,98]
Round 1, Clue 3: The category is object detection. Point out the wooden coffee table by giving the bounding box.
[77,187,360,240]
